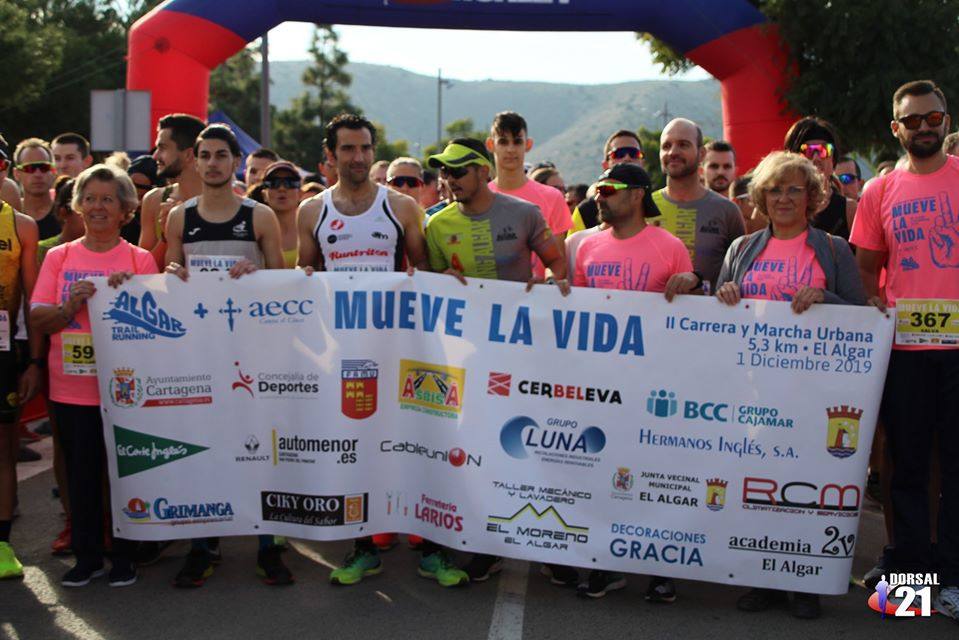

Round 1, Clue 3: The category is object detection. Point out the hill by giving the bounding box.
[268,61,722,183]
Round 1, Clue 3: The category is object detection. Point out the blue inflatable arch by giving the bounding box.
[128,0,794,169]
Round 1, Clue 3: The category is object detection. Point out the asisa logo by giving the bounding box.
[104,291,186,341]
[826,405,862,459]
[398,359,465,419]
[499,416,606,467]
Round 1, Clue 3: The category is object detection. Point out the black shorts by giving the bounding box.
[0,343,21,424]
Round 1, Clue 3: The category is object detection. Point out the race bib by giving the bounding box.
[62,333,96,376]
[895,299,959,346]
[187,255,243,272]
[0,311,10,352]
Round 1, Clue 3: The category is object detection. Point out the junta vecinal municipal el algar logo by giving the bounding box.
[103,291,186,341]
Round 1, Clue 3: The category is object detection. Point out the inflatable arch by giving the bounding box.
[128,0,794,170]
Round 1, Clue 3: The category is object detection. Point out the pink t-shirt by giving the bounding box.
[740,231,827,301]
[491,179,572,278]
[850,155,959,349]
[574,225,693,292]
[32,239,158,405]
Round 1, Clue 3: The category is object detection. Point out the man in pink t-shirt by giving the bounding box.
[487,111,572,279]
[850,79,959,617]
[571,162,700,601]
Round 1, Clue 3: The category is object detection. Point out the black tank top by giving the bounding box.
[36,208,61,241]
[182,198,264,267]
[812,189,848,239]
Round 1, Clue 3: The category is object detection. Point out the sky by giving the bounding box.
[267,23,710,84]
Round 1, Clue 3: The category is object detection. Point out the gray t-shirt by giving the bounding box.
[652,188,745,289]
[425,193,553,282]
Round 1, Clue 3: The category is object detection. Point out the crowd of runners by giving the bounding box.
[0,78,956,623]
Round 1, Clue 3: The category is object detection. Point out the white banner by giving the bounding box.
[88,271,893,594]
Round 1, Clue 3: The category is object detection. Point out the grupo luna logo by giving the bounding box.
[646,389,678,417]
[499,416,606,460]
[826,405,862,459]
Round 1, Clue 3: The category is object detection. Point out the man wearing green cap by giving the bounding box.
[425,138,567,584]
[425,138,567,289]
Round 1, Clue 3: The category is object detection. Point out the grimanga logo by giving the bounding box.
[122,497,234,523]
[104,291,186,341]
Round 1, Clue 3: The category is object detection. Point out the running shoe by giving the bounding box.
[173,547,214,588]
[419,551,469,587]
[736,588,788,611]
[134,541,172,566]
[463,554,502,582]
[61,561,106,587]
[936,586,959,622]
[273,536,288,551]
[645,576,677,603]
[256,546,294,586]
[17,446,40,462]
[577,570,626,599]
[330,549,382,585]
[108,558,137,587]
[51,520,72,556]
[206,538,222,564]
[0,542,24,579]
[408,534,424,550]
[863,546,893,590]
[540,563,579,587]
[373,533,399,551]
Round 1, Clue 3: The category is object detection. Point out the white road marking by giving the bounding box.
[487,559,529,640]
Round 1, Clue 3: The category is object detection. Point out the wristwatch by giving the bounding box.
[28,357,46,369]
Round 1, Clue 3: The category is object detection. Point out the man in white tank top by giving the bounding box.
[297,114,427,274]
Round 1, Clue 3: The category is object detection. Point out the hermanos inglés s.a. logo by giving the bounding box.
[398,359,464,419]
[113,425,208,478]
[103,291,186,341]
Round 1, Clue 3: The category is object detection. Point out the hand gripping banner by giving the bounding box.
[88,271,893,594]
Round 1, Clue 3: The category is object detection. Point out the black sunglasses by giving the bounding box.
[608,146,644,160]
[263,177,301,190]
[439,165,471,180]
[896,111,946,130]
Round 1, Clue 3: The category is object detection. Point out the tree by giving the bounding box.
[637,0,959,157]
[0,1,160,146]
[421,118,488,162]
[209,44,264,142]
[273,25,362,167]
[374,124,410,162]
[637,127,665,191]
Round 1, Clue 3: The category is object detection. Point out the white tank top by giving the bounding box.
[313,185,404,272]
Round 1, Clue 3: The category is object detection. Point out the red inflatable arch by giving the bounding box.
[128,0,794,170]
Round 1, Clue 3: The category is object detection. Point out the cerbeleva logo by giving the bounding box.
[113,425,208,477]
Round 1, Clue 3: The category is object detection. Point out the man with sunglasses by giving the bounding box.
[702,140,737,196]
[487,112,571,279]
[570,129,646,234]
[653,118,744,293]
[260,161,302,268]
[851,79,959,622]
[834,156,863,201]
[425,138,566,585]
[0,136,22,213]
[13,138,60,241]
[783,117,857,240]
[51,133,93,179]
[386,157,426,207]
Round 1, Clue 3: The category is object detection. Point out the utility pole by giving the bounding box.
[436,69,452,147]
[260,32,271,147]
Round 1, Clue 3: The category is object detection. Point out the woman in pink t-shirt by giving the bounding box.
[715,152,865,619]
[716,152,865,316]
[31,165,158,589]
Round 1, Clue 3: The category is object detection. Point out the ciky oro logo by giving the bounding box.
[826,405,862,458]
[103,291,186,341]
[868,573,940,618]
[342,359,378,419]
[398,359,464,419]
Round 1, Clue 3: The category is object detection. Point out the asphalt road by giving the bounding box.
[2,465,957,640]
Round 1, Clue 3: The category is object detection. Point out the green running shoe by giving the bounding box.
[419,551,469,587]
[330,550,382,585]
[0,542,24,579]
